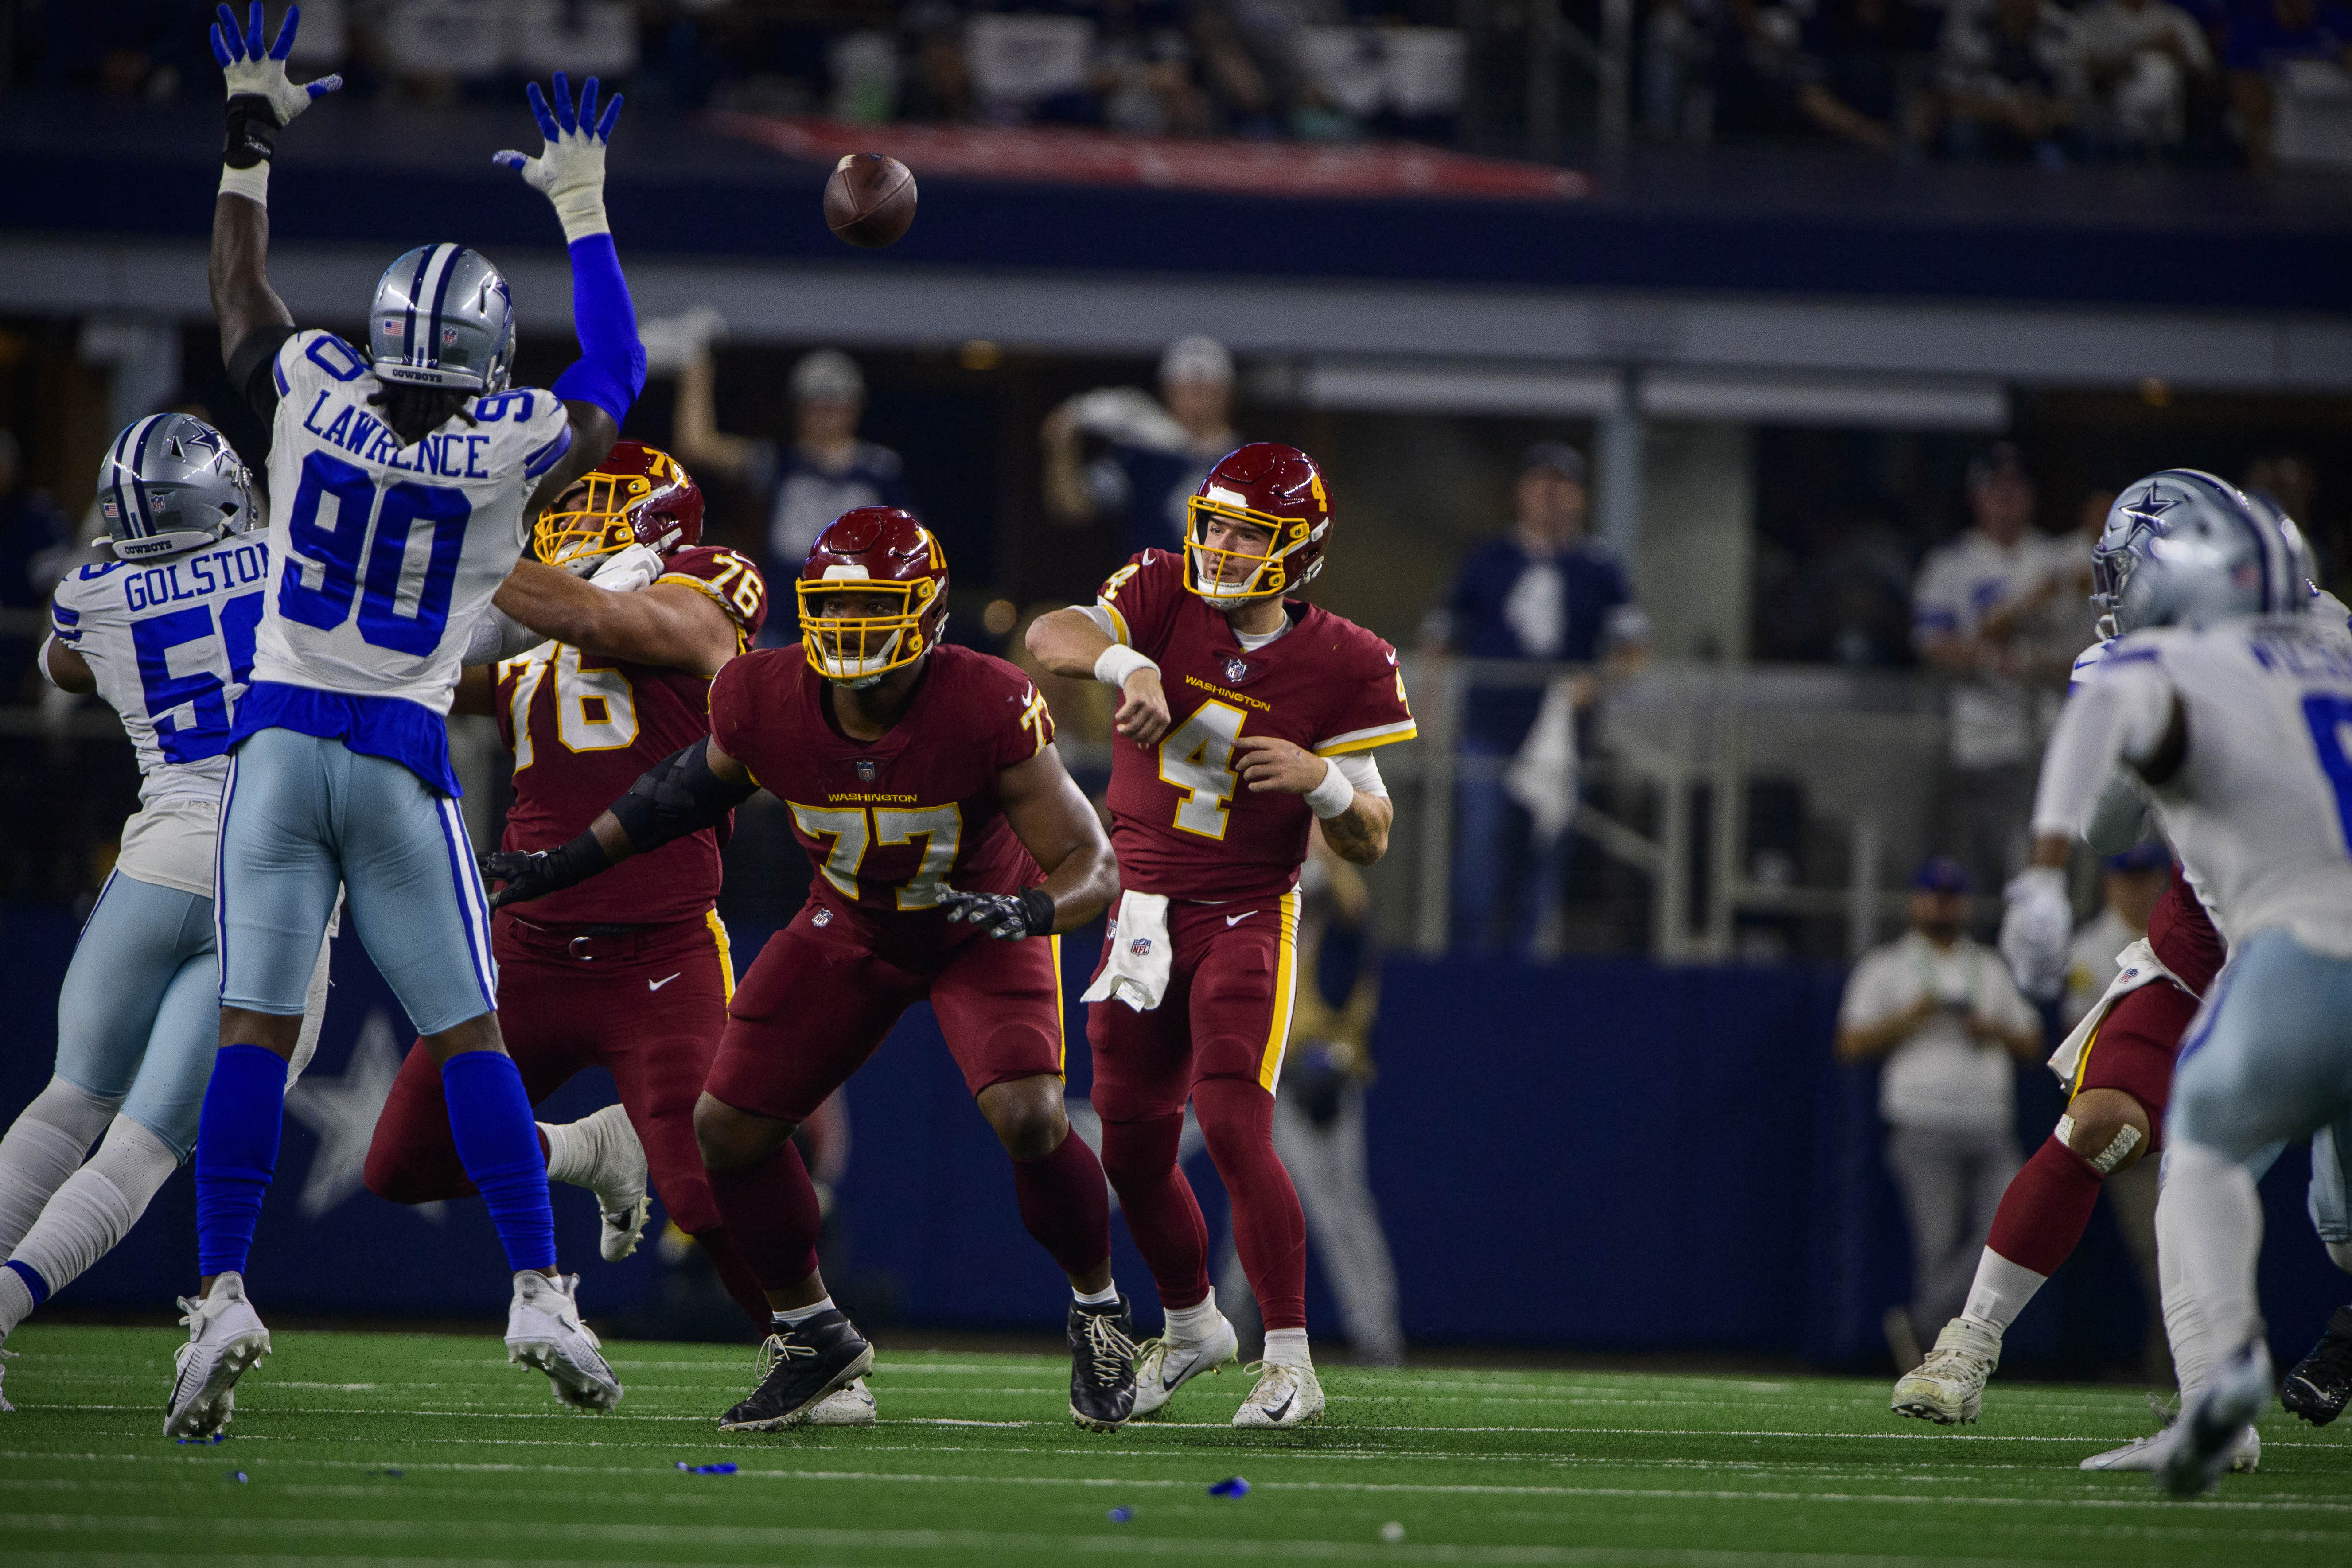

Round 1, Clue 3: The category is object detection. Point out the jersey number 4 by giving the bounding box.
[788,803,963,910]
[505,645,639,770]
[280,451,471,655]
[1161,700,1246,839]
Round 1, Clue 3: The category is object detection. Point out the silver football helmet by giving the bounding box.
[369,243,516,392]
[2090,468,2315,636]
[96,414,259,562]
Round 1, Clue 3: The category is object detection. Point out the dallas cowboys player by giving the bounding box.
[167,5,646,1438]
[2017,469,2352,1494]
[0,417,335,1413]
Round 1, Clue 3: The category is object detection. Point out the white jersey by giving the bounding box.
[2050,615,2352,957]
[47,531,275,895]
[253,329,572,712]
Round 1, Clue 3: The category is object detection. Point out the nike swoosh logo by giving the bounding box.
[648,973,681,991]
[1225,911,1257,927]
[1265,1392,1295,1421]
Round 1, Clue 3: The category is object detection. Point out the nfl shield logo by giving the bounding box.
[1129,937,1153,957]
[814,908,833,927]
[855,760,877,782]
[1224,657,1251,683]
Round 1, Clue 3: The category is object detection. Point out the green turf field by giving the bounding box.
[2,1324,2347,1565]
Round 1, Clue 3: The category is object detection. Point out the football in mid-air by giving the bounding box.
[825,154,917,249]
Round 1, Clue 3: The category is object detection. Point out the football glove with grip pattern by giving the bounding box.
[1999,866,2073,1002]
[494,74,623,244]
[212,3,342,167]
[938,887,1057,941]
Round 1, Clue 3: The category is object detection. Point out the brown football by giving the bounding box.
[824,154,917,249]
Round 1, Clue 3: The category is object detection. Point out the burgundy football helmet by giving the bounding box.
[798,506,950,685]
[1184,442,1332,604]
[534,440,705,570]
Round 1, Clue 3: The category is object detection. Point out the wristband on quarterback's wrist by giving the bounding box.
[1094,642,1158,692]
[1305,757,1355,819]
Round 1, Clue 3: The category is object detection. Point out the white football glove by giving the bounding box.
[1999,866,2073,1002]
[494,73,622,245]
[212,3,342,126]
[585,543,663,595]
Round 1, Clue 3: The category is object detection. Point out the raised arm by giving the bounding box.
[670,347,759,483]
[495,74,645,514]
[483,734,756,909]
[494,560,741,679]
[206,4,341,372]
[1026,604,1171,743]
[937,745,1120,940]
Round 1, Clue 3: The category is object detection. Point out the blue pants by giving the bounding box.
[55,871,219,1160]
[218,729,495,1037]
[2172,927,2352,1185]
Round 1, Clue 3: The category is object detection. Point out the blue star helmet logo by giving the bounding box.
[2125,487,2179,525]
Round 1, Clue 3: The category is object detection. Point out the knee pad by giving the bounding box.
[2056,1112,2143,1175]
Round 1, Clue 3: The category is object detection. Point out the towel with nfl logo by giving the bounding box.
[1083,891,1173,1012]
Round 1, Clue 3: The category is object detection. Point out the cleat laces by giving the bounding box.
[1081,1311,1138,1385]
[754,1332,821,1387]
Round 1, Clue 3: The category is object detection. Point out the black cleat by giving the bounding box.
[1068,1295,1139,1432]
[717,1310,875,1432]
[2282,1306,2352,1427]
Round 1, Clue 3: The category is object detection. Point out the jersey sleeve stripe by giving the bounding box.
[1311,719,1418,756]
[522,424,574,479]
[51,604,80,626]
[1096,600,1131,646]
[657,570,754,633]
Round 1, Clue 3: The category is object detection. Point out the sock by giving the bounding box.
[1961,1249,2049,1332]
[771,1293,835,1329]
[1073,1281,1120,1306]
[1983,1132,2106,1280]
[4,1117,177,1334]
[1194,1078,1308,1333]
[1262,1327,1311,1370]
[706,1139,824,1292]
[1164,1288,1223,1342]
[1098,1110,1211,1311]
[1012,1129,1113,1282]
[2157,1139,2265,1403]
[441,1051,557,1274]
[194,1044,288,1279]
[690,1226,782,1336]
[0,1261,38,1334]
[0,1076,121,1255]
[540,1119,588,1184]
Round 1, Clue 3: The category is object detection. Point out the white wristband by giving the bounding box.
[1094,642,1158,692]
[1305,756,1355,819]
[219,163,269,206]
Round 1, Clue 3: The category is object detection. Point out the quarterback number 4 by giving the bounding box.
[1161,700,1246,839]
[790,803,964,910]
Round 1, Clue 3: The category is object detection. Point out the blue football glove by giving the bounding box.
[495,73,623,243]
[938,887,1057,941]
[212,3,341,167]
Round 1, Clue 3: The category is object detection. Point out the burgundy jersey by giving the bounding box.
[496,545,768,925]
[708,643,1057,965]
[2150,874,2226,996]
[1094,549,1415,902]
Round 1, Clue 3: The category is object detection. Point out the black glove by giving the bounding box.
[938,886,1057,941]
[481,833,609,910]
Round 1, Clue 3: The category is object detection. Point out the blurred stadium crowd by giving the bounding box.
[9,0,2348,166]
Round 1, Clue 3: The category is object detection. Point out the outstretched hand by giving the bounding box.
[211,3,342,123]
[494,73,622,242]
[481,848,561,911]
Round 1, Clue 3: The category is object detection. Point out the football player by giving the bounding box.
[170,8,645,1439]
[484,508,1133,1431]
[355,443,852,1395]
[1027,442,1417,1428]
[0,418,330,1412]
[2015,470,2352,1494]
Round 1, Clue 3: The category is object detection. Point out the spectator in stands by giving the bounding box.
[1041,335,1239,557]
[1799,0,1923,149]
[2077,0,2213,151]
[1929,0,2087,163]
[1912,444,2080,921]
[2225,0,2352,167]
[1836,856,2042,1372]
[0,430,70,704]
[900,0,977,122]
[1428,444,1649,955]
[2060,841,2174,1030]
[670,342,911,641]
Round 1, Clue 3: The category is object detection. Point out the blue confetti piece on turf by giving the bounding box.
[676,1461,739,1475]
[176,1432,227,1446]
[1107,1506,1134,1523]
[1208,1475,1249,1498]
[231,1471,249,1484]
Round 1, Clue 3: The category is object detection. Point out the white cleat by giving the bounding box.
[806,1375,877,1426]
[164,1272,271,1440]
[2081,1421,2259,1475]
[1129,1314,1240,1419]
[1232,1360,1324,1428]
[572,1105,652,1263]
[1891,1315,2002,1424]
[2163,1342,2274,1497]
[506,1271,623,1413]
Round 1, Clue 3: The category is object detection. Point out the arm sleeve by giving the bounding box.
[1076,604,1117,641]
[226,323,300,422]
[549,233,646,426]
[1332,753,1387,799]
[2031,654,2177,839]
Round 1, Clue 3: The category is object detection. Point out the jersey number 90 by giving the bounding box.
[279,451,472,656]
